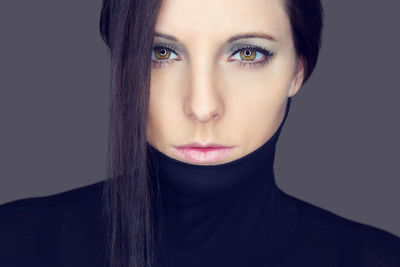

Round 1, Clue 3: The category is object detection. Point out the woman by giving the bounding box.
[1,0,399,266]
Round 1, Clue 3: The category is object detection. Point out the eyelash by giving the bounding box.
[151,44,275,69]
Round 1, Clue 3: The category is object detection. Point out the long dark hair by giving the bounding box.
[98,0,324,266]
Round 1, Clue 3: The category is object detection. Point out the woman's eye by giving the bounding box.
[231,48,260,61]
[228,47,274,69]
[152,46,180,67]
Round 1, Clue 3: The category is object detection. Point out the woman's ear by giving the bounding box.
[288,57,305,98]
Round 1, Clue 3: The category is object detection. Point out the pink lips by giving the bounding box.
[174,143,235,164]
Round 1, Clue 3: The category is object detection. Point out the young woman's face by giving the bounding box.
[147,0,304,165]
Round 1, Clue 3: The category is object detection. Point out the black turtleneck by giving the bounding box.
[147,97,297,267]
[1,97,400,267]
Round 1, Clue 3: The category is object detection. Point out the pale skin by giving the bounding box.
[146,0,305,165]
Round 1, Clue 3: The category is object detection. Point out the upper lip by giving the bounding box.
[176,142,233,148]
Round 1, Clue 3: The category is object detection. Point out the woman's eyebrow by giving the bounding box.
[227,32,279,43]
[154,32,179,42]
[154,31,279,43]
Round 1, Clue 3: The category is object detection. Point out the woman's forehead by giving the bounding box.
[155,0,291,44]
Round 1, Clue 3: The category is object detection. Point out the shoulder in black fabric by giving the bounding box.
[0,180,104,209]
[0,180,107,267]
[276,195,400,267]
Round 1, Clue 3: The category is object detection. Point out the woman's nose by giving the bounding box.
[184,64,223,123]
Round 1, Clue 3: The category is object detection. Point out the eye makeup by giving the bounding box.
[229,44,275,69]
[151,42,276,70]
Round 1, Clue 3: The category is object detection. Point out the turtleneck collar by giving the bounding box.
[147,97,298,267]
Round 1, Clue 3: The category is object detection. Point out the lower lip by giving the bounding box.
[173,147,235,164]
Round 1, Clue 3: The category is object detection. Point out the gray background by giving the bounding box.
[0,1,399,237]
